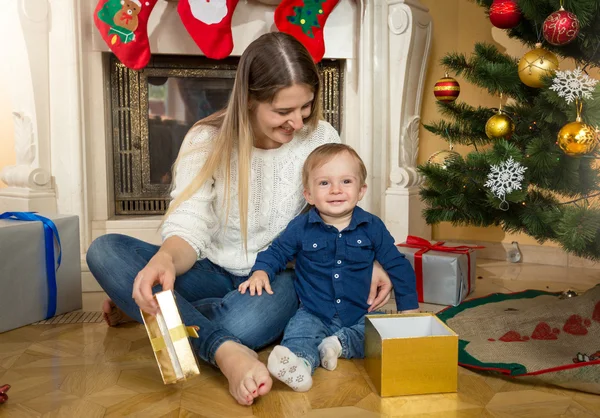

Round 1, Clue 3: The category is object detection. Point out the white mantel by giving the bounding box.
[1,0,432,290]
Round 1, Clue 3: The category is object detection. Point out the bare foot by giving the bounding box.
[102,299,135,327]
[215,341,273,406]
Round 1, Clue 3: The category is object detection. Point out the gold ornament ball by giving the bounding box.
[557,120,597,156]
[427,149,461,169]
[485,112,515,139]
[518,44,559,88]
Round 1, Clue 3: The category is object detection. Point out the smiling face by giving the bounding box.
[250,83,314,150]
[303,151,367,221]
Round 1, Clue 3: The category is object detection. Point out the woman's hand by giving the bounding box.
[132,251,176,315]
[238,271,273,296]
[367,260,393,312]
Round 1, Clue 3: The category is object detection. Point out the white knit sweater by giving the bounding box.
[161,120,341,276]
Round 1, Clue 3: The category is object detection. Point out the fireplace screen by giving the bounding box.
[110,55,343,215]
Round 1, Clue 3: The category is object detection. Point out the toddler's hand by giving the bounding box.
[238,271,273,296]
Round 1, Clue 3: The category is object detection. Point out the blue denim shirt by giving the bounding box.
[251,206,418,327]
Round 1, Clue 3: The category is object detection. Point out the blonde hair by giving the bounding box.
[302,143,368,187]
[164,33,322,252]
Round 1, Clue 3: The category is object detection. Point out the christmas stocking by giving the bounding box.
[178,0,239,60]
[94,0,158,70]
[275,0,340,63]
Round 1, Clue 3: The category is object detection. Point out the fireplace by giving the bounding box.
[109,55,343,215]
[1,0,433,290]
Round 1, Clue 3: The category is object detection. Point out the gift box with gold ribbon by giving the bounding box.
[141,290,201,384]
[397,236,484,306]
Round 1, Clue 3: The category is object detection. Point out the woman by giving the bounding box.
[86,32,392,406]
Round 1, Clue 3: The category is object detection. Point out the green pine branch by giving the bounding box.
[441,43,536,103]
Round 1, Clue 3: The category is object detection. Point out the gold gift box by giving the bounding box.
[141,290,201,384]
[364,313,458,397]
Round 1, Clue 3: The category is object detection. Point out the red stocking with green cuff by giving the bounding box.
[275,0,340,63]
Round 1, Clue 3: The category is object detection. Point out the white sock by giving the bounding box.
[318,336,342,371]
[267,345,313,392]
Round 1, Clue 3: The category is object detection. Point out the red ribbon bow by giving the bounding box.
[397,236,484,303]
[0,384,10,404]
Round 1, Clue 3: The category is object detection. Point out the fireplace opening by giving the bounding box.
[109,54,343,216]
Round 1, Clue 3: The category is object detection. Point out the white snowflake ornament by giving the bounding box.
[484,157,527,211]
[550,68,598,104]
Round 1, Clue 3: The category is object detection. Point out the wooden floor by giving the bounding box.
[1,259,600,417]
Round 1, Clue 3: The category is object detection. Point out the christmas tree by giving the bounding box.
[287,0,326,37]
[419,0,600,260]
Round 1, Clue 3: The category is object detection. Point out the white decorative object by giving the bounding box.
[507,241,522,263]
[0,112,52,190]
[484,157,527,210]
[550,68,598,104]
[392,116,423,188]
[12,111,35,165]
[380,1,433,242]
[0,0,56,214]
[189,0,228,25]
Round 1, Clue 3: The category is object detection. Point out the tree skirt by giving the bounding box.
[437,285,600,394]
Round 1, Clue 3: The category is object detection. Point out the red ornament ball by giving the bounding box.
[543,7,580,46]
[434,76,460,102]
[489,0,521,29]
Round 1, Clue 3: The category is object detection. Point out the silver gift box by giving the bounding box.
[0,214,82,333]
[398,244,477,306]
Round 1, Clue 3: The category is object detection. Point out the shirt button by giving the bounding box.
[357,239,362,244]
[338,234,342,238]
[336,299,341,304]
[337,260,342,265]
[334,274,339,278]
[312,243,318,248]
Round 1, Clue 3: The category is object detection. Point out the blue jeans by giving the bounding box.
[281,306,380,374]
[86,234,299,366]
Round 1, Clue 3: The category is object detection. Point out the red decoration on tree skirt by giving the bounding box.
[593,301,600,323]
[433,76,460,102]
[499,330,528,342]
[531,322,559,340]
[543,7,580,46]
[0,384,9,405]
[489,0,521,29]
[563,314,589,335]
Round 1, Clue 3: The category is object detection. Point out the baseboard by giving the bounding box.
[452,239,600,270]
[81,256,103,292]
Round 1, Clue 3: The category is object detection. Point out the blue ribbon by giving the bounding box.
[0,212,61,319]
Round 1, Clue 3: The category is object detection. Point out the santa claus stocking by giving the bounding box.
[178,0,239,60]
[275,0,340,63]
[94,0,158,70]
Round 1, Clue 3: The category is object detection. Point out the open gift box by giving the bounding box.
[364,313,458,396]
[141,290,201,384]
